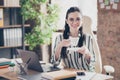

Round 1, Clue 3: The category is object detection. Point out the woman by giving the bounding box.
[51,7,95,71]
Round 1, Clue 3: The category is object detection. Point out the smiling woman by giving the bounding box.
[51,7,96,72]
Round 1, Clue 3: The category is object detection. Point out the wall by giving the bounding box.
[52,0,79,30]
[78,0,97,31]
[97,11,120,80]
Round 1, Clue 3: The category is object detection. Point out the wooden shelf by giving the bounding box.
[0,44,29,49]
[0,24,30,29]
[0,6,20,8]
[0,0,20,8]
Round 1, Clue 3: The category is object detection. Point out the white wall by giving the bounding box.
[78,0,98,31]
[52,0,97,31]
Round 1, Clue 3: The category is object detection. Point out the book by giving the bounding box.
[0,0,4,6]
[0,29,4,46]
[0,65,9,69]
[0,58,11,63]
[0,8,3,27]
[41,69,81,80]
[0,58,15,67]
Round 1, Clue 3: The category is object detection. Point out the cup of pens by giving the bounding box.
[17,63,28,75]
[16,58,31,75]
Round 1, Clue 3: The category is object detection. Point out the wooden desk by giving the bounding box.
[0,67,114,80]
[0,68,18,80]
[0,58,113,80]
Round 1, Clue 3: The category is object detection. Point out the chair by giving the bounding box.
[82,16,115,75]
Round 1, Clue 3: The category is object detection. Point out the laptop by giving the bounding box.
[16,49,60,72]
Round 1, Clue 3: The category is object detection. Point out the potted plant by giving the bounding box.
[20,0,59,62]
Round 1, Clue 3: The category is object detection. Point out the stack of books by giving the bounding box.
[0,28,22,47]
[0,58,15,69]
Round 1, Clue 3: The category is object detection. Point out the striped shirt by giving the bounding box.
[51,34,95,72]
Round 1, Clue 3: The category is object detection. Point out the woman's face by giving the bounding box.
[66,11,82,30]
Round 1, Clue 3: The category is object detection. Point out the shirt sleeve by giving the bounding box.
[50,34,62,66]
[84,34,96,72]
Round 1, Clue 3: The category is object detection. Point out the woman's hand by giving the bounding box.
[59,39,71,47]
[77,46,91,57]
[55,39,70,60]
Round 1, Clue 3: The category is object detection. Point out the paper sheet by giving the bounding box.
[110,0,114,4]
[114,0,119,3]
[106,6,111,10]
[112,3,118,10]
[105,0,109,5]
[100,3,105,9]
[0,58,11,63]
[99,0,103,3]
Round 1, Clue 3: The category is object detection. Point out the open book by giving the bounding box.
[41,69,80,80]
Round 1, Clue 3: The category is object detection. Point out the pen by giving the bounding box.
[26,57,31,64]
[25,57,31,68]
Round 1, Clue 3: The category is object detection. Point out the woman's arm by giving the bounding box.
[55,39,71,60]
[51,35,62,65]
[77,34,96,71]
[51,34,70,65]
[77,46,91,61]
[85,35,96,71]
[55,43,63,60]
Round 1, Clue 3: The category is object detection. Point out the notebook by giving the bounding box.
[16,49,60,72]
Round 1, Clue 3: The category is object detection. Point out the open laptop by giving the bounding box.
[16,49,60,72]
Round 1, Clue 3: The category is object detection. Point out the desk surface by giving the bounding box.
[0,67,113,80]
[0,58,113,80]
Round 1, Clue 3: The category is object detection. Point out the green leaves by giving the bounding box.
[20,0,59,50]
[25,25,53,50]
[20,0,45,20]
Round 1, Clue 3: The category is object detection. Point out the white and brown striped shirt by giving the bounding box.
[51,34,95,72]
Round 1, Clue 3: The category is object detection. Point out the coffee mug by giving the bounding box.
[69,36,79,47]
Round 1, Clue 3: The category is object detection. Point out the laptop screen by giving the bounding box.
[16,49,43,72]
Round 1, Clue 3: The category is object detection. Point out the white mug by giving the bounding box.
[69,36,79,47]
